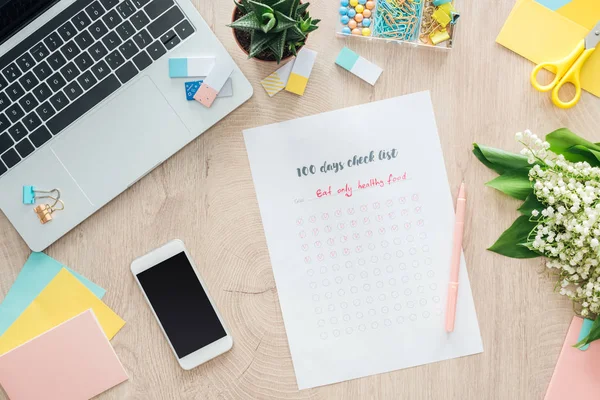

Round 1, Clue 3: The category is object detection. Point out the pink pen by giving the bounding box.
[445,182,466,333]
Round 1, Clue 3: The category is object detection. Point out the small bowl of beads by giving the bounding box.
[337,0,460,49]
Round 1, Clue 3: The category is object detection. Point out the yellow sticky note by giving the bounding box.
[0,269,125,355]
[286,73,309,96]
[496,0,600,98]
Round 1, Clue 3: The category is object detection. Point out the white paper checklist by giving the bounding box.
[243,92,483,389]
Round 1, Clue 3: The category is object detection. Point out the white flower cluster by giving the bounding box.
[517,130,600,317]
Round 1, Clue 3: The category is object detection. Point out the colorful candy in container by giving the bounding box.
[337,0,459,48]
[338,0,376,36]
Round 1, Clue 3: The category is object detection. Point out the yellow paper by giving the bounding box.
[557,0,600,30]
[496,0,600,97]
[0,269,125,355]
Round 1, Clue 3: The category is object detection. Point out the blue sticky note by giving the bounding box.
[169,58,188,78]
[577,318,594,351]
[335,47,360,71]
[535,0,572,11]
[185,80,203,101]
[0,252,106,336]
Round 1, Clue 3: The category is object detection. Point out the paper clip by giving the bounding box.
[23,186,61,205]
[33,196,64,224]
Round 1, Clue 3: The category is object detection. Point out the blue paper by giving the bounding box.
[535,0,572,11]
[185,80,203,100]
[0,252,106,336]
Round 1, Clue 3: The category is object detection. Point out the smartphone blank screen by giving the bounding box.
[136,252,226,358]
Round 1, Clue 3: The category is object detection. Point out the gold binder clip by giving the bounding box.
[34,196,64,224]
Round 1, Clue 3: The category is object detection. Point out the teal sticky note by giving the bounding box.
[0,252,106,336]
[336,47,360,71]
[577,318,594,351]
[169,58,188,78]
[535,0,572,11]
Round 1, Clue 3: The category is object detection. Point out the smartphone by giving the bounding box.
[131,239,233,370]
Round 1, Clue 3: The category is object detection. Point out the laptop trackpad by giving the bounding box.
[52,76,189,205]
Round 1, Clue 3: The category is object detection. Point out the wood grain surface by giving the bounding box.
[2,0,600,399]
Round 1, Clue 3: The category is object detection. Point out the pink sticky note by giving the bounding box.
[0,310,128,400]
[193,64,234,108]
[545,317,600,400]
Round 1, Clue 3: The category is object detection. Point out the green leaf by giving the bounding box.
[248,30,272,57]
[485,168,533,200]
[227,11,262,31]
[518,193,545,216]
[296,2,309,16]
[248,0,277,33]
[258,0,280,5]
[289,42,299,56]
[565,145,600,167]
[286,24,306,41]
[472,143,531,175]
[488,215,539,259]
[272,10,297,32]
[260,12,276,33]
[299,16,312,31]
[248,1,274,22]
[272,0,298,15]
[546,128,600,163]
[303,23,319,34]
[267,30,286,63]
[235,0,252,14]
[234,0,247,14]
[575,318,600,349]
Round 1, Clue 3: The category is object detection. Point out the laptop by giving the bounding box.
[0,0,253,251]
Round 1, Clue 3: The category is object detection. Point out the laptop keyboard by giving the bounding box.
[0,0,195,177]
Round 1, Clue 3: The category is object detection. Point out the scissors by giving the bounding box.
[531,21,600,109]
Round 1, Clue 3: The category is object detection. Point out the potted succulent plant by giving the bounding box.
[228,0,320,63]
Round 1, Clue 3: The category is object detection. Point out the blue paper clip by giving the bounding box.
[22,186,60,205]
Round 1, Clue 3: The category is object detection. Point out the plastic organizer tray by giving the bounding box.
[336,0,459,49]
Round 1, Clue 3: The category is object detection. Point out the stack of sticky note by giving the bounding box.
[335,47,383,85]
[260,47,319,97]
[168,56,234,108]
[0,253,127,399]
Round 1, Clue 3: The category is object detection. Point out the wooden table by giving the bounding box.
[2,0,600,398]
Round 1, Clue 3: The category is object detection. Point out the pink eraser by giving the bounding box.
[194,84,218,108]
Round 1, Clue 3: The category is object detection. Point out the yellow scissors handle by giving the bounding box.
[530,39,586,93]
[551,47,596,109]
